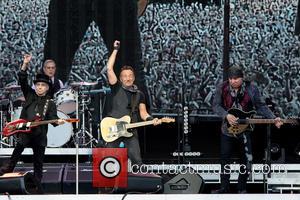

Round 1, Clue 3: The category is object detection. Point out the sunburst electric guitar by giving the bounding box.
[2,118,79,137]
[227,108,299,135]
[100,115,175,142]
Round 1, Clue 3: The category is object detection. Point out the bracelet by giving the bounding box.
[146,116,154,121]
[114,46,120,50]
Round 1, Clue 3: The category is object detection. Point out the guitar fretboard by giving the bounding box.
[31,119,59,126]
[125,121,154,129]
[239,119,296,124]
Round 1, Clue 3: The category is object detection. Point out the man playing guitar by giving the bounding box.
[0,54,64,192]
[212,66,283,194]
[105,40,160,166]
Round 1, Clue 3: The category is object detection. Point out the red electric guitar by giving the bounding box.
[2,118,79,137]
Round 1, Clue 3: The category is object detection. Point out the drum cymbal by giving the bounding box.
[4,85,21,90]
[70,81,97,87]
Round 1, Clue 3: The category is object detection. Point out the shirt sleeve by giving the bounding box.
[212,82,228,120]
[251,85,276,119]
[139,91,146,104]
[18,70,34,99]
[109,81,121,94]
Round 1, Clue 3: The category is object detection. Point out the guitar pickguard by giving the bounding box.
[106,121,133,140]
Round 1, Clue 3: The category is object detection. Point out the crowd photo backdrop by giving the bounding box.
[0,0,300,116]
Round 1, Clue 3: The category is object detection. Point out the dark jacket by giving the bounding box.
[213,80,276,136]
[17,70,58,146]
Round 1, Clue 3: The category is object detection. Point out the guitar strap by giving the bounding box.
[130,91,140,120]
[41,99,50,120]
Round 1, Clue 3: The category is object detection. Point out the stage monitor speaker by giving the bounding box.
[15,163,65,193]
[63,164,163,194]
[112,172,163,194]
[62,163,98,194]
[163,168,204,194]
[0,172,41,194]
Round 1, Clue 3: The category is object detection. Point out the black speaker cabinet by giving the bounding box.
[112,172,163,194]
[14,163,65,193]
[63,163,163,194]
[62,163,98,194]
[0,172,41,194]
[163,168,204,194]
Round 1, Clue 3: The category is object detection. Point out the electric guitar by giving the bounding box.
[2,118,79,137]
[227,108,299,135]
[100,115,175,142]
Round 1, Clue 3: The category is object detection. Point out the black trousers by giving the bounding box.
[44,0,144,89]
[105,130,142,165]
[0,143,46,184]
[220,132,253,191]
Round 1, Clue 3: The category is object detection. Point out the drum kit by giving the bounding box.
[0,81,109,148]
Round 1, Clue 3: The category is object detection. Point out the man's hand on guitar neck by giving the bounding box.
[226,114,238,126]
[153,118,161,126]
[274,117,283,129]
[145,115,161,126]
[56,119,65,125]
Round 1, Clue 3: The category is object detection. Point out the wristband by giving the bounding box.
[146,116,154,121]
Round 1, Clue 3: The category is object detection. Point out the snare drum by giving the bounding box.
[54,88,77,114]
[47,110,73,147]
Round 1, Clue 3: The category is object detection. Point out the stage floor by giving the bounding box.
[0,194,300,200]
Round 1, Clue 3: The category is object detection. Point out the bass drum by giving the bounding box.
[47,110,73,147]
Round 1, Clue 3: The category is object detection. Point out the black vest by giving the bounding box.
[109,86,140,123]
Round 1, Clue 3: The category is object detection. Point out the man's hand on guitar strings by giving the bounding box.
[274,117,283,128]
[226,114,239,126]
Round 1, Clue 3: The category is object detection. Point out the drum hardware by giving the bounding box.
[70,82,99,148]
[70,81,107,195]
[0,99,9,107]
[74,93,97,147]
[70,81,97,87]
[81,87,111,140]
[4,85,21,90]
[5,86,23,147]
[80,87,111,95]
[0,110,7,148]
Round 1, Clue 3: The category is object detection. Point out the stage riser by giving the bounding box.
[3,163,300,194]
[10,164,163,194]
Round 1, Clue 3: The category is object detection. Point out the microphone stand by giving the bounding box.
[263,124,271,193]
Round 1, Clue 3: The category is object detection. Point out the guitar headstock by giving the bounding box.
[161,117,175,123]
[65,118,80,123]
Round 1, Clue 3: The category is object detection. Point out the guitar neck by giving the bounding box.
[242,119,291,124]
[31,119,58,126]
[125,120,154,129]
